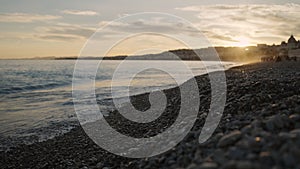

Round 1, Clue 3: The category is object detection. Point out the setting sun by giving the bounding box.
[234,37,251,47]
[1,1,300,168]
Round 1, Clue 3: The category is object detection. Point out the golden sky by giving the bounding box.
[0,0,300,58]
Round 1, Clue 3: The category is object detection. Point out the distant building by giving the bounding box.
[280,35,300,50]
[288,35,298,48]
[289,49,300,59]
[261,35,299,61]
[285,35,300,60]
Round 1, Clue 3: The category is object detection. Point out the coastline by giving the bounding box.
[0,60,237,152]
[1,61,300,169]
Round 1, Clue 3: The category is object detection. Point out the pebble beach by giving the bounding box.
[1,61,300,169]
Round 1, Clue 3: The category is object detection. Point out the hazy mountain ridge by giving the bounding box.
[52,46,262,62]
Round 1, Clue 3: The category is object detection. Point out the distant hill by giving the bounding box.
[54,46,262,62]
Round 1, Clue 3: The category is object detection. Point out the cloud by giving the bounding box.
[176,3,300,45]
[98,17,200,36]
[209,34,238,43]
[35,35,79,41]
[0,32,33,41]
[39,25,96,38]
[0,13,61,23]
[34,23,97,41]
[0,23,96,42]
[62,10,99,16]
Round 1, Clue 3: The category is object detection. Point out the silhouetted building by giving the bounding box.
[280,35,300,50]
[289,49,300,60]
[261,35,300,61]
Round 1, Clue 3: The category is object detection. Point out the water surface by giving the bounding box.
[0,60,237,150]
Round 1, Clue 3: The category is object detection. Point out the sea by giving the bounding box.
[0,60,238,151]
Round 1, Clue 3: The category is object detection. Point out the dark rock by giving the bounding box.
[259,152,273,165]
[264,115,286,131]
[290,147,300,160]
[271,167,282,169]
[200,133,224,147]
[223,160,237,169]
[290,129,300,136]
[198,162,218,169]
[96,162,104,168]
[89,157,97,164]
[278,132,296,139]
[212,149,226,164]
[167,159,176,165]
[246,153,257,161]
[218,131,242,147]
[294,106,300,114]
[295,122,300,129]
[236,161,255,169]
[226,147,245,160]
[186,163,198,169]
[283,153,296,168]
[241,125,252,135]
[186,156,197,166]
[289,114,300,122]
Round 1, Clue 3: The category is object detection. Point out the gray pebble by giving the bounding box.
[218,131,242,147]
[289,114,300,122]
[198,162,218,169]
[186,163,198,169]
[265,115,285,131]
[236,161,255,169]
[283,153,296,167]
[290,129,300,135]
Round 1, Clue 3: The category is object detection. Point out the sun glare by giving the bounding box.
[234,37,251,47]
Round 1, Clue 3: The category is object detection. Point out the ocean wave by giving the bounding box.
[0,82,69,95]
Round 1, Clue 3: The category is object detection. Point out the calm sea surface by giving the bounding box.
[0,60,237,150]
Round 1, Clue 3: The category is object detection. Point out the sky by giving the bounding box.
[0,0,300,58]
